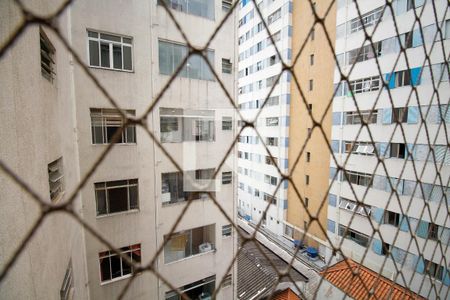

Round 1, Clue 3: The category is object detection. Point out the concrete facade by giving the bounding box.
[237,0,293,236]
[286,0,336,255]
[327,0,450,298]
[1,0,237,299]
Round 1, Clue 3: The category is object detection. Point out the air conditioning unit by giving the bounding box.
[199,242,212,253]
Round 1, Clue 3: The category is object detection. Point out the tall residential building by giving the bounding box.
[328,0,450,298]
[237,0,293,235]
[286,0,336,257]
[0,0,237,299]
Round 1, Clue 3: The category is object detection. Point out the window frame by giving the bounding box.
[98,243,141,284]
[90,108,137,145]
[40,28,56,82]
[95,179,139,217]
[87,30,133,72]
[48,157,64,203]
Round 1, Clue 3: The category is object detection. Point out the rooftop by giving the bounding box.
[322,259,425,300]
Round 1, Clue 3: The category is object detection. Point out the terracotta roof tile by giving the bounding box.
[321,259,425,300]
[272,288,301,300]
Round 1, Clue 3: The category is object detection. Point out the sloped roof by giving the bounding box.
[271,288,302,300]
[322,259,425,300]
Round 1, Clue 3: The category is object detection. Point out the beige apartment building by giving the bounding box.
[0,0,237,299]
[286,0,336,256]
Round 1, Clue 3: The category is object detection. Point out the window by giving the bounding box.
[222,224,232,237]
[446,19,450,39]
[428,223,439,240]
[308,104,312,112]
[264,175,278,186]
[222,58,232,73]
[95,179,138,216]
[48,157,64,202]
[164,224,215,263]
[222,117,232,130]
[60,260,73,300]
[339,197,371,216]
[40,28,55,81]
[266,75,278,87]
[222,0,232,11]
[266,96,279,106]
[269,55,277,66]
[267,8,281,25]
[256,41,263,52]
[265,155,278,166]
[310,54,314,65]
[382,242,391,256]
[344,110,378,125]
[384,211,400,227]
[222,171,232,184]
[90,108,136,144]
[266,137,278,146]
[306,152,311,162]
[392,107,408,123]
[263,193,277,205]
[390,143,406,159]
[306,175,310,185]
[425,259,444,281]
[338,225,369,247]
[266,117,279,126]
[87,30,132,71]
[349,6,383,34]
[254,189,260,197]
[395,70,412,87]
[160,108,215,142]
[223,274,232,287]
[344,170,372,187]
[346,42,382,65]
[349,76,380,94]
[158,0,215,20]
[311,28,315,41]
[159,40,214,80]
[162,170,215,205]
[309,79,313,91]
[165,275,216,300]
[305,197,309,208]
[344,141,375,156]
[99,244,141,283]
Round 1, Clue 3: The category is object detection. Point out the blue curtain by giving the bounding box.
[328,194,337,207]
[373,207,384,224]
[416,256,425,274]
[410,67,422,86]
[416,221,429,238]
[382,109,392,124]
[372,239,382,255]
[327,219,336,233]
[407,106,419,123]
[385,73,396,89]
[399,216,409,232]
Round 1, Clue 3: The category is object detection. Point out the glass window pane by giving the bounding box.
[92,126,104,144]
[113,44,122,69]
[100,43,110,68]
[88,31,98,38]
[129,185,138,209]
[100,256,111,281]
[110,255,122,278]
[188,54,201,79]
[126,126,136,143]
[123,46,132,70]
[96,190,107,215]
[159,41,173,75]
[108,187,128,213]
[106,126,122,143]
[100,33,121,42]
[89,40,100,66]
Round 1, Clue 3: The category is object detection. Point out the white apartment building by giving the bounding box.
[237,0,292,235]
[0,0,237,299]
[327,0,450,298]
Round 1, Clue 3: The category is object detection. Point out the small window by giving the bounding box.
[48,157,64,202]
[266,117,279,126]
[60,260,73,300]
[254,189,260,197]
[384,211,400,227]
[266,137,278,146]
[428,223,439,240]
[307,128,312,136]
[305,197,309,208]
[223,274,232,287]
[306,175,310,185]
[87,30,133,71]
[311,28,315,41]
[95,179,139,216]
[222,224,232,237]
[309,79,314,91]
[222,0,232,11]
[222,117,233,130]
[40,28,56,82]
[308,104,313,112]
[222,58,232,74]
[381,242,391,256]
[445,19,450,39]
[99,244,141,282]
[90,108,136,144]
[310,54,314,65]
[222,171,232,184]
[306,152,311,162]
[425,259,444,281]
[392,107,408,123]
[390,143,406,159]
